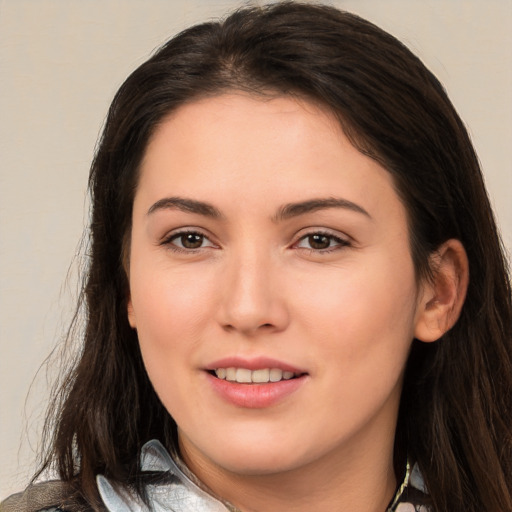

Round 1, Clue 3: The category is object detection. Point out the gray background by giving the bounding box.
[1,0,511,500]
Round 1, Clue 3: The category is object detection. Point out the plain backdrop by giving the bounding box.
[1,0,511,500]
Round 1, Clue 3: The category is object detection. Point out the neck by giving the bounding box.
[179,418,399,512]
[206,450,396,512]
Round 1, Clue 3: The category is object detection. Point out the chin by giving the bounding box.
[213,450,305,476]
[202,431,329,476]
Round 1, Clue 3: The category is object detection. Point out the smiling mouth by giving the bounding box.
[210,367,304,384]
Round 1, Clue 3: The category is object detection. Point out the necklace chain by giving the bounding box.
[225,459,412,512]
[387,459,411,511]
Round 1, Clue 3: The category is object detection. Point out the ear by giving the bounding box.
[127,297,137,329]
[414,239,469,342]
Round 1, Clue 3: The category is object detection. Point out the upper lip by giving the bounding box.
[205,356,307,374]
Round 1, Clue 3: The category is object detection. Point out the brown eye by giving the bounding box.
[295,232,349,252]
[166,231,216,251]
[307,234,331,250]
[178,233,204,249]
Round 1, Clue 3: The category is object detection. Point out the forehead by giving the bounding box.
[136,93,405,225]
[143,92,344,172]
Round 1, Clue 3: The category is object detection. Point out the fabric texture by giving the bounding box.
[97,439,431,512]
[0,481,73,512]
[2,439,431,511]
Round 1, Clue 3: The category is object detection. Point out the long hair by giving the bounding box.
[36,3,512,510]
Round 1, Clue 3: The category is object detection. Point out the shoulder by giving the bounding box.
[0,481,91,512]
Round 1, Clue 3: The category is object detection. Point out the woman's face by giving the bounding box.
[127,93,425,478]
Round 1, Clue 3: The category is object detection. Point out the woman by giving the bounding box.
[3,2,511,511]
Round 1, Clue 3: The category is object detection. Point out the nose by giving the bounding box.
[216,249,290,336]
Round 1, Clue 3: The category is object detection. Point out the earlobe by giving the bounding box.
[127,298,137,329]
[414,239,469,343]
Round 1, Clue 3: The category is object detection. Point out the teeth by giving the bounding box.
[269,368,282,382]
[252,369,270,383]
[214,367,299,383]
[236,368,252,383]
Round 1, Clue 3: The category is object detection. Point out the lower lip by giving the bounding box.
[206,372,307,408]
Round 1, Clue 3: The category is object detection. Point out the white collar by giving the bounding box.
[97,439,428,512]
[97,439,229,511]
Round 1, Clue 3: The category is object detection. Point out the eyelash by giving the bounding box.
[294,230,350,254]
[160,229,350,254]
[161,230,216,253]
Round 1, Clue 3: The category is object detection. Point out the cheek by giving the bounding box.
[129,271,214,417]
[132,262,215,330]
[290,258,418,433]
[293,253,418,369]
[129,265,219,382]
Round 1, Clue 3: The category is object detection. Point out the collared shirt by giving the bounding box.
[97,440,431,512]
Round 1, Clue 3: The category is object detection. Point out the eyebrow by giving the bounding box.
[273,197,371,222]
[147,196,371,221]
[147,197,223,218]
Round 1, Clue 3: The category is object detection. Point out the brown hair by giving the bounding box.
[36,3,512,510]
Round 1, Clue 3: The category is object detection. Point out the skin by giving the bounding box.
[126,93,467,512]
